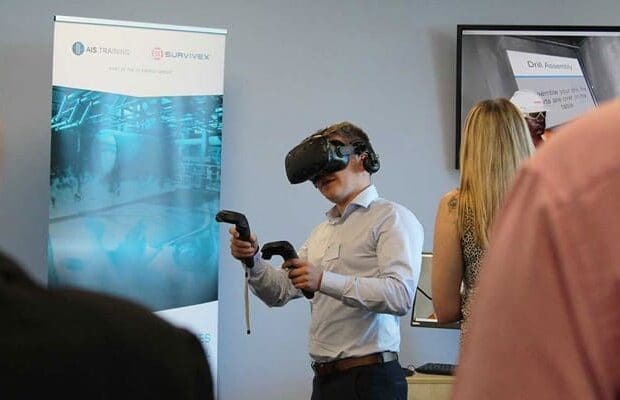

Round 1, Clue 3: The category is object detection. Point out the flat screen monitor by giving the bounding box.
[410,252,460,329]
[456,25,620,167]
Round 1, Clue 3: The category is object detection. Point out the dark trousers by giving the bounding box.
[311,360,407,400]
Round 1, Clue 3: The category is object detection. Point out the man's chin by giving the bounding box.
[318,179,336,191]
[320,188,338,202]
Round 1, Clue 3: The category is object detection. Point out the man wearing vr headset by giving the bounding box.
[229,122,423,400]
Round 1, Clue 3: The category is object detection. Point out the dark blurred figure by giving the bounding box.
[452,100,620,399]
[1,252,215,399]
[0,120,214,399]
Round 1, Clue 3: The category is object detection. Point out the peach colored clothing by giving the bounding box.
[452,100,620,400]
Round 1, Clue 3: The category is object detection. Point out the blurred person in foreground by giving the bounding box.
[0,119,214,399]
[452,100,620,399]
[431,98,534,340]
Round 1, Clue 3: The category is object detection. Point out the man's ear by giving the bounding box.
[353,153,367,172]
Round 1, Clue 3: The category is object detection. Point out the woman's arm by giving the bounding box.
[431,190,464,323]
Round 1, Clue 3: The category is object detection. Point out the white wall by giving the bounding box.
[1,1,619,399]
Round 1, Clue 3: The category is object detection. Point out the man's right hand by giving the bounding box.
[229,227,259,261]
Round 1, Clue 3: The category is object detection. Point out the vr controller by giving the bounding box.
[215,210,254,268]
[285,134,380,184]
[261,241,314,299]
[215,211,313,299]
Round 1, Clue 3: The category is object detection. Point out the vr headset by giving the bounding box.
[285,134,380,184]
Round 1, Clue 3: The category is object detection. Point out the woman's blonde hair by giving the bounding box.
[458,98,534,246]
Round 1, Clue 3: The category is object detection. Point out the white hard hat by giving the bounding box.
[510,90,547,113]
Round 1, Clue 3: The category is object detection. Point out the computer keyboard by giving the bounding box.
[414,362,456,376]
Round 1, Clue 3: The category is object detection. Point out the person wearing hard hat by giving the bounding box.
[510,90,549,148]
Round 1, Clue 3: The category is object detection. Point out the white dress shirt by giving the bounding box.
[248,185,423,361]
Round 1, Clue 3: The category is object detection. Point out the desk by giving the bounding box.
[407,373,454,400]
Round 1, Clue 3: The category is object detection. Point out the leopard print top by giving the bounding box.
[459,209,486,341]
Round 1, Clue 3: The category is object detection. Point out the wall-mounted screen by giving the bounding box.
[456,25,620,167]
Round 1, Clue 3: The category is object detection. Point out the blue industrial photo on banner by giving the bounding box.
[48,87,223,311]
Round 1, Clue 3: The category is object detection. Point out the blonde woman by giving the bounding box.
[431,98,534,338]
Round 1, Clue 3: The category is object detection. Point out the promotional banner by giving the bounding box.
[49,15,225,382]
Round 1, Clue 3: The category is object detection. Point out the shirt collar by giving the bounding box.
[326,185,379,221]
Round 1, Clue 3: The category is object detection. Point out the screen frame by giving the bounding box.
[455,24,620,168]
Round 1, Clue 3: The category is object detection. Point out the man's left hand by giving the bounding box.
[284,259,323,293]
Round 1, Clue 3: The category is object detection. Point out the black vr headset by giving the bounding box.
[285,134,380,184]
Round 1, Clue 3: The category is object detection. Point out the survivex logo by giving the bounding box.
[151,47,210,61]
[71,41,131,56]
[152,47,164,60]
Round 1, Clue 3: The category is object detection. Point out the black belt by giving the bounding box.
[312,351,398,377]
